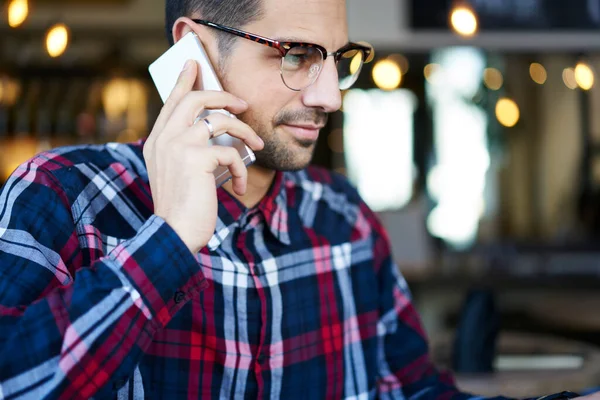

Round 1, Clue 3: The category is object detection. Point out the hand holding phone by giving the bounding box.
[144,36,264,254]
[149,32,256,187]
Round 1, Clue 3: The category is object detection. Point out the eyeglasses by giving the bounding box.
[192,19,374,91]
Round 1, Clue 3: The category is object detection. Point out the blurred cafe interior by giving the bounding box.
[2,0,600,396]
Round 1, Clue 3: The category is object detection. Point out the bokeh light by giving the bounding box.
[372,59,402,90]
[450,6,478,37]
[495,98,520,128]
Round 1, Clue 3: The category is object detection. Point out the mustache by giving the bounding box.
[274,109,329,127]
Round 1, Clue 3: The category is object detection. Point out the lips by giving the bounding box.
[281,123,324,142]
[285,123,324,130]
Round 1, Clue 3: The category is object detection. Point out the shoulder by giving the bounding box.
[4,140,146,200]
[27,141,145,175]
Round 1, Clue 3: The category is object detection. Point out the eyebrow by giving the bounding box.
[274,36,313,43]
[274,37,351,50]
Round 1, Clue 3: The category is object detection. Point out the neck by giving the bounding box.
[222,165,276,208]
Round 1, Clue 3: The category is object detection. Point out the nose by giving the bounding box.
[301,58,342,113]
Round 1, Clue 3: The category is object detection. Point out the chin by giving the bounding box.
[254,146,315,171]
[254,157,313,172]
[252,127,318,171]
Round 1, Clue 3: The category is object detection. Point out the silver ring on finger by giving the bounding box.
[202,117,215,138]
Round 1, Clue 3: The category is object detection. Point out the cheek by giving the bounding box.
[246,74,291,106]
[226,55,281,100]
[224,57,302,126]
[243,83,297,125]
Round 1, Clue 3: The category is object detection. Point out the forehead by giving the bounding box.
[252,0,348,49]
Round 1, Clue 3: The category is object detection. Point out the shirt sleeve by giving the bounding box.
[0,161,208,399]
[362,203,511,400]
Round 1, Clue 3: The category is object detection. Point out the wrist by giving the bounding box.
[153,214,206,254]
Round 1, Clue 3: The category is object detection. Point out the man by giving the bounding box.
[0,0,597,399]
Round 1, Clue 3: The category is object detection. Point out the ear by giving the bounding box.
[172,16,200,44]
[171,16,222,71]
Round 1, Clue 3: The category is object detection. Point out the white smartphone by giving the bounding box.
[148,32,255,187]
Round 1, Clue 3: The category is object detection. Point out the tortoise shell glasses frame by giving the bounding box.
[191,19,374,91]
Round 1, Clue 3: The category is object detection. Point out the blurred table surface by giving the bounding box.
[432,332,600,398]
[403,267,600,291]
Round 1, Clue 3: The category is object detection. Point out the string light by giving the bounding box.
[450,5,478,37]
[562,68,578,90]
[529,63,547,85]
[46,23,70,58]
[483,68,503,91]
[8,0,28,28]
[495,98,520,128]
[574,62,595,90]
[372,59,402,90]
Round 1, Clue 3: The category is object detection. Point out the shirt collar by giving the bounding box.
[136,139,291,250]
[257,170,291,246]
[207,171,291,250]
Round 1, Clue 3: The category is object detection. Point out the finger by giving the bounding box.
[149,60,199,143]
[163,60,200,121]
[209,146,248,195]
[166,91,248,133]
[190,113,264,150]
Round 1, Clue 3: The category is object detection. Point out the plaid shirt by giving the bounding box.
[0,140,485,400]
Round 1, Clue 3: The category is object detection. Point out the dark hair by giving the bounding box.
[165,0,263,59]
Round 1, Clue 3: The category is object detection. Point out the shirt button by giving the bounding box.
[173,291,185,304]
[257,353,267,364]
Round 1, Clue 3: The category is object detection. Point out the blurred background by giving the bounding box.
[1,0,600,396]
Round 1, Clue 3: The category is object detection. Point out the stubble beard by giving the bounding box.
[238,109,326,172]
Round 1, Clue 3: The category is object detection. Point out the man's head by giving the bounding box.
[166,0,349,171]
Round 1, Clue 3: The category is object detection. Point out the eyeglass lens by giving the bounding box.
[337,49,364,90]
[281,47,365,91]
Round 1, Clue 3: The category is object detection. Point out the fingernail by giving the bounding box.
[238,98,248,106]
[183,60,193,71]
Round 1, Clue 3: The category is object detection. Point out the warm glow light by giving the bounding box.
[575,62,595,90]
[388,54,409,74]
[7,79,20,106]
[357,41,375,63]
[563,67,578,90]
[495,98,520,128]
[372,59,402,90]
[0,77,20,106]
[483,68,503,90]
[8,0,28,28]
[424,63,441,83]
[0,137,40,181]
[529,63,547,85]
[126,79,149,134]
[450,6,478,37]
[46,23,69,58]
[102,78,131,120]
